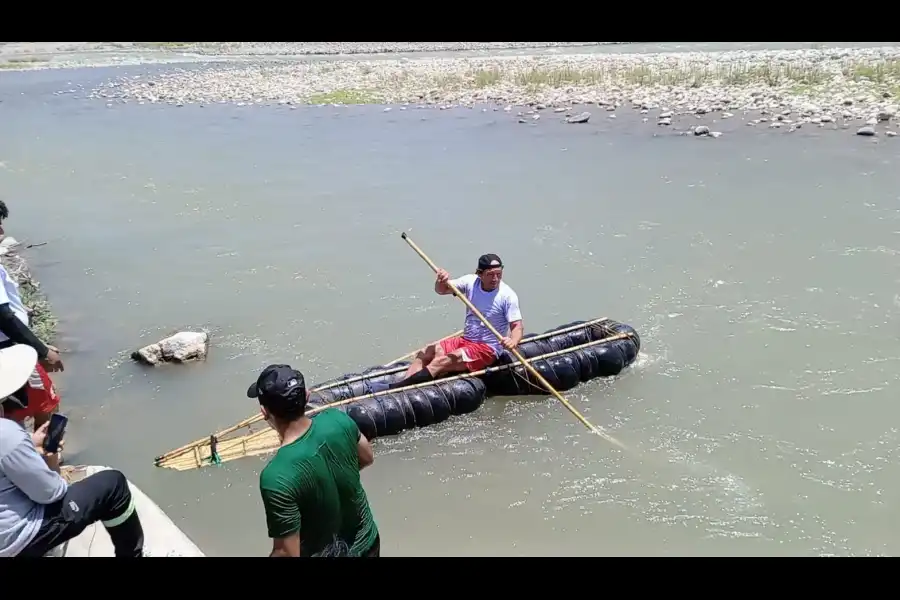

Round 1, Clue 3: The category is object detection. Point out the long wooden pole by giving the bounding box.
[400,232,629,452]
[155,331,635,471]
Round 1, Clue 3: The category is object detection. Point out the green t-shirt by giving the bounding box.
[258,408,378,557]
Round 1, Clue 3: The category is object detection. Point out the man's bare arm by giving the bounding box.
[509,320,524,345]
[358,433,375,470]
[270,533,301,557]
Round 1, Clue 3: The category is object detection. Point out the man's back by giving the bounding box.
[259,408,377,557]
[0,418,44,557]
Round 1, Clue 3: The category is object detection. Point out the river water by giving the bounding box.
[2,57,900,557]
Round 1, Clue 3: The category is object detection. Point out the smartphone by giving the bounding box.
[43,413,68,454]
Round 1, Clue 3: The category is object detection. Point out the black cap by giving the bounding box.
[477,254,503,271]
[247,364,307,410]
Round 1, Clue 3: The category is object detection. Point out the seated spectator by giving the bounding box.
[0,345,144,558]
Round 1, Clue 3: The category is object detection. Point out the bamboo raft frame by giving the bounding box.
[156,320,633,472]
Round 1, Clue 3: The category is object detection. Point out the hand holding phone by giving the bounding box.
[43,413,68,455]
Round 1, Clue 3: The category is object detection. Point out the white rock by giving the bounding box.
[856,126,877,136]
[132,331,209,366]
[565,111,591,124]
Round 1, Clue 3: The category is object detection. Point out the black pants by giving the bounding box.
[16,469,144,557]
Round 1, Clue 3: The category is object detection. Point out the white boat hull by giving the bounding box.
[51,465,205,557]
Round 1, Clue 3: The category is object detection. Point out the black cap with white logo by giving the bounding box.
[247,364,307,412]
[477,254,503,271]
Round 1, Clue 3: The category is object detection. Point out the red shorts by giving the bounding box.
[4,363,61,422]
[439,336,497,372]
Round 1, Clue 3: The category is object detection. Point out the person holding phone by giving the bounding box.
[0,345,144,558]
[0,200,65,431]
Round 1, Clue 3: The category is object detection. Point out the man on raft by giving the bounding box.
[377,253,523,392]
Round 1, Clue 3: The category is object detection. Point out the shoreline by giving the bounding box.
[85,45,900,138]
[0,42,638,72]
[0,235,57,345]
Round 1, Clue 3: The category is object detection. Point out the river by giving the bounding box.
[2,55,900,557]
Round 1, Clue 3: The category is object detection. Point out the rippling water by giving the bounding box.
[2,60,899,556]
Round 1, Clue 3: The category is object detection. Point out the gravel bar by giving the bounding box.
[94,46,900,137]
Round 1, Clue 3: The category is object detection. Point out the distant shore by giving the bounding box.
[0,42,637,71]
[94,45,900,137]
[3,43,898,138]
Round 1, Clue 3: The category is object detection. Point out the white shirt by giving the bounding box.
[0,265,30,344]
[449,274,522,356]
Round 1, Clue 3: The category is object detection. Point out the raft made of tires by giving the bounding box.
[154,317,640,471]
[308,317,640,441]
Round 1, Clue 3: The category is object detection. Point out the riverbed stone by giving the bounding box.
[132,331,209,366]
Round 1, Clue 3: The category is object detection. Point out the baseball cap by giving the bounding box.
[246,364,307,411]
[477,254,503,271]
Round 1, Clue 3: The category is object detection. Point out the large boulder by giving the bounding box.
[132,331,209,366]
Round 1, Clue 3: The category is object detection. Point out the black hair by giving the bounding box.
[262,389,308,423]
[0,200,8,221]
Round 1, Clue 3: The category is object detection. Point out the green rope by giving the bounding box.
[208,435,222,466]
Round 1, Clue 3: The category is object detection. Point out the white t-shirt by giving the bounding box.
[450,273,522,356]
[0,265,30,344]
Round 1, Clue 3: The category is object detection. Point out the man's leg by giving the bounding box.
[388,339,470,390]
[399,343,439,380]
[17,469,144,557]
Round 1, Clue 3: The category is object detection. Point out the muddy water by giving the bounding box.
[2,63,900,556]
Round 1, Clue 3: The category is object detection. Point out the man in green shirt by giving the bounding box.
[247,364,380,557]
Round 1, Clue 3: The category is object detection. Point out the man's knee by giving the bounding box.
[84,469,132,505]
[429,351,466,373]
[416,343,443,362]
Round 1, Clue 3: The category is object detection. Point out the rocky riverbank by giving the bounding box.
[95,46,900,137]
[0,235,57,344]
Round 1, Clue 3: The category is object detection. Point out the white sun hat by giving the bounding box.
[0,344,38,401]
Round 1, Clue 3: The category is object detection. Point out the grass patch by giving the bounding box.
[306,89,380,105]
[0,57,47,69]
[19,281,57,345]
[842,58,900,83]
[137,42,197,50]
[462,61,834,91]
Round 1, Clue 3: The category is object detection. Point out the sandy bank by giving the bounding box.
[95,46,900,138]
[0,235,57,344]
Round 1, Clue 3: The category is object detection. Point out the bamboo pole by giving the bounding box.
[401,232,630,452]
[155,331,635,471]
